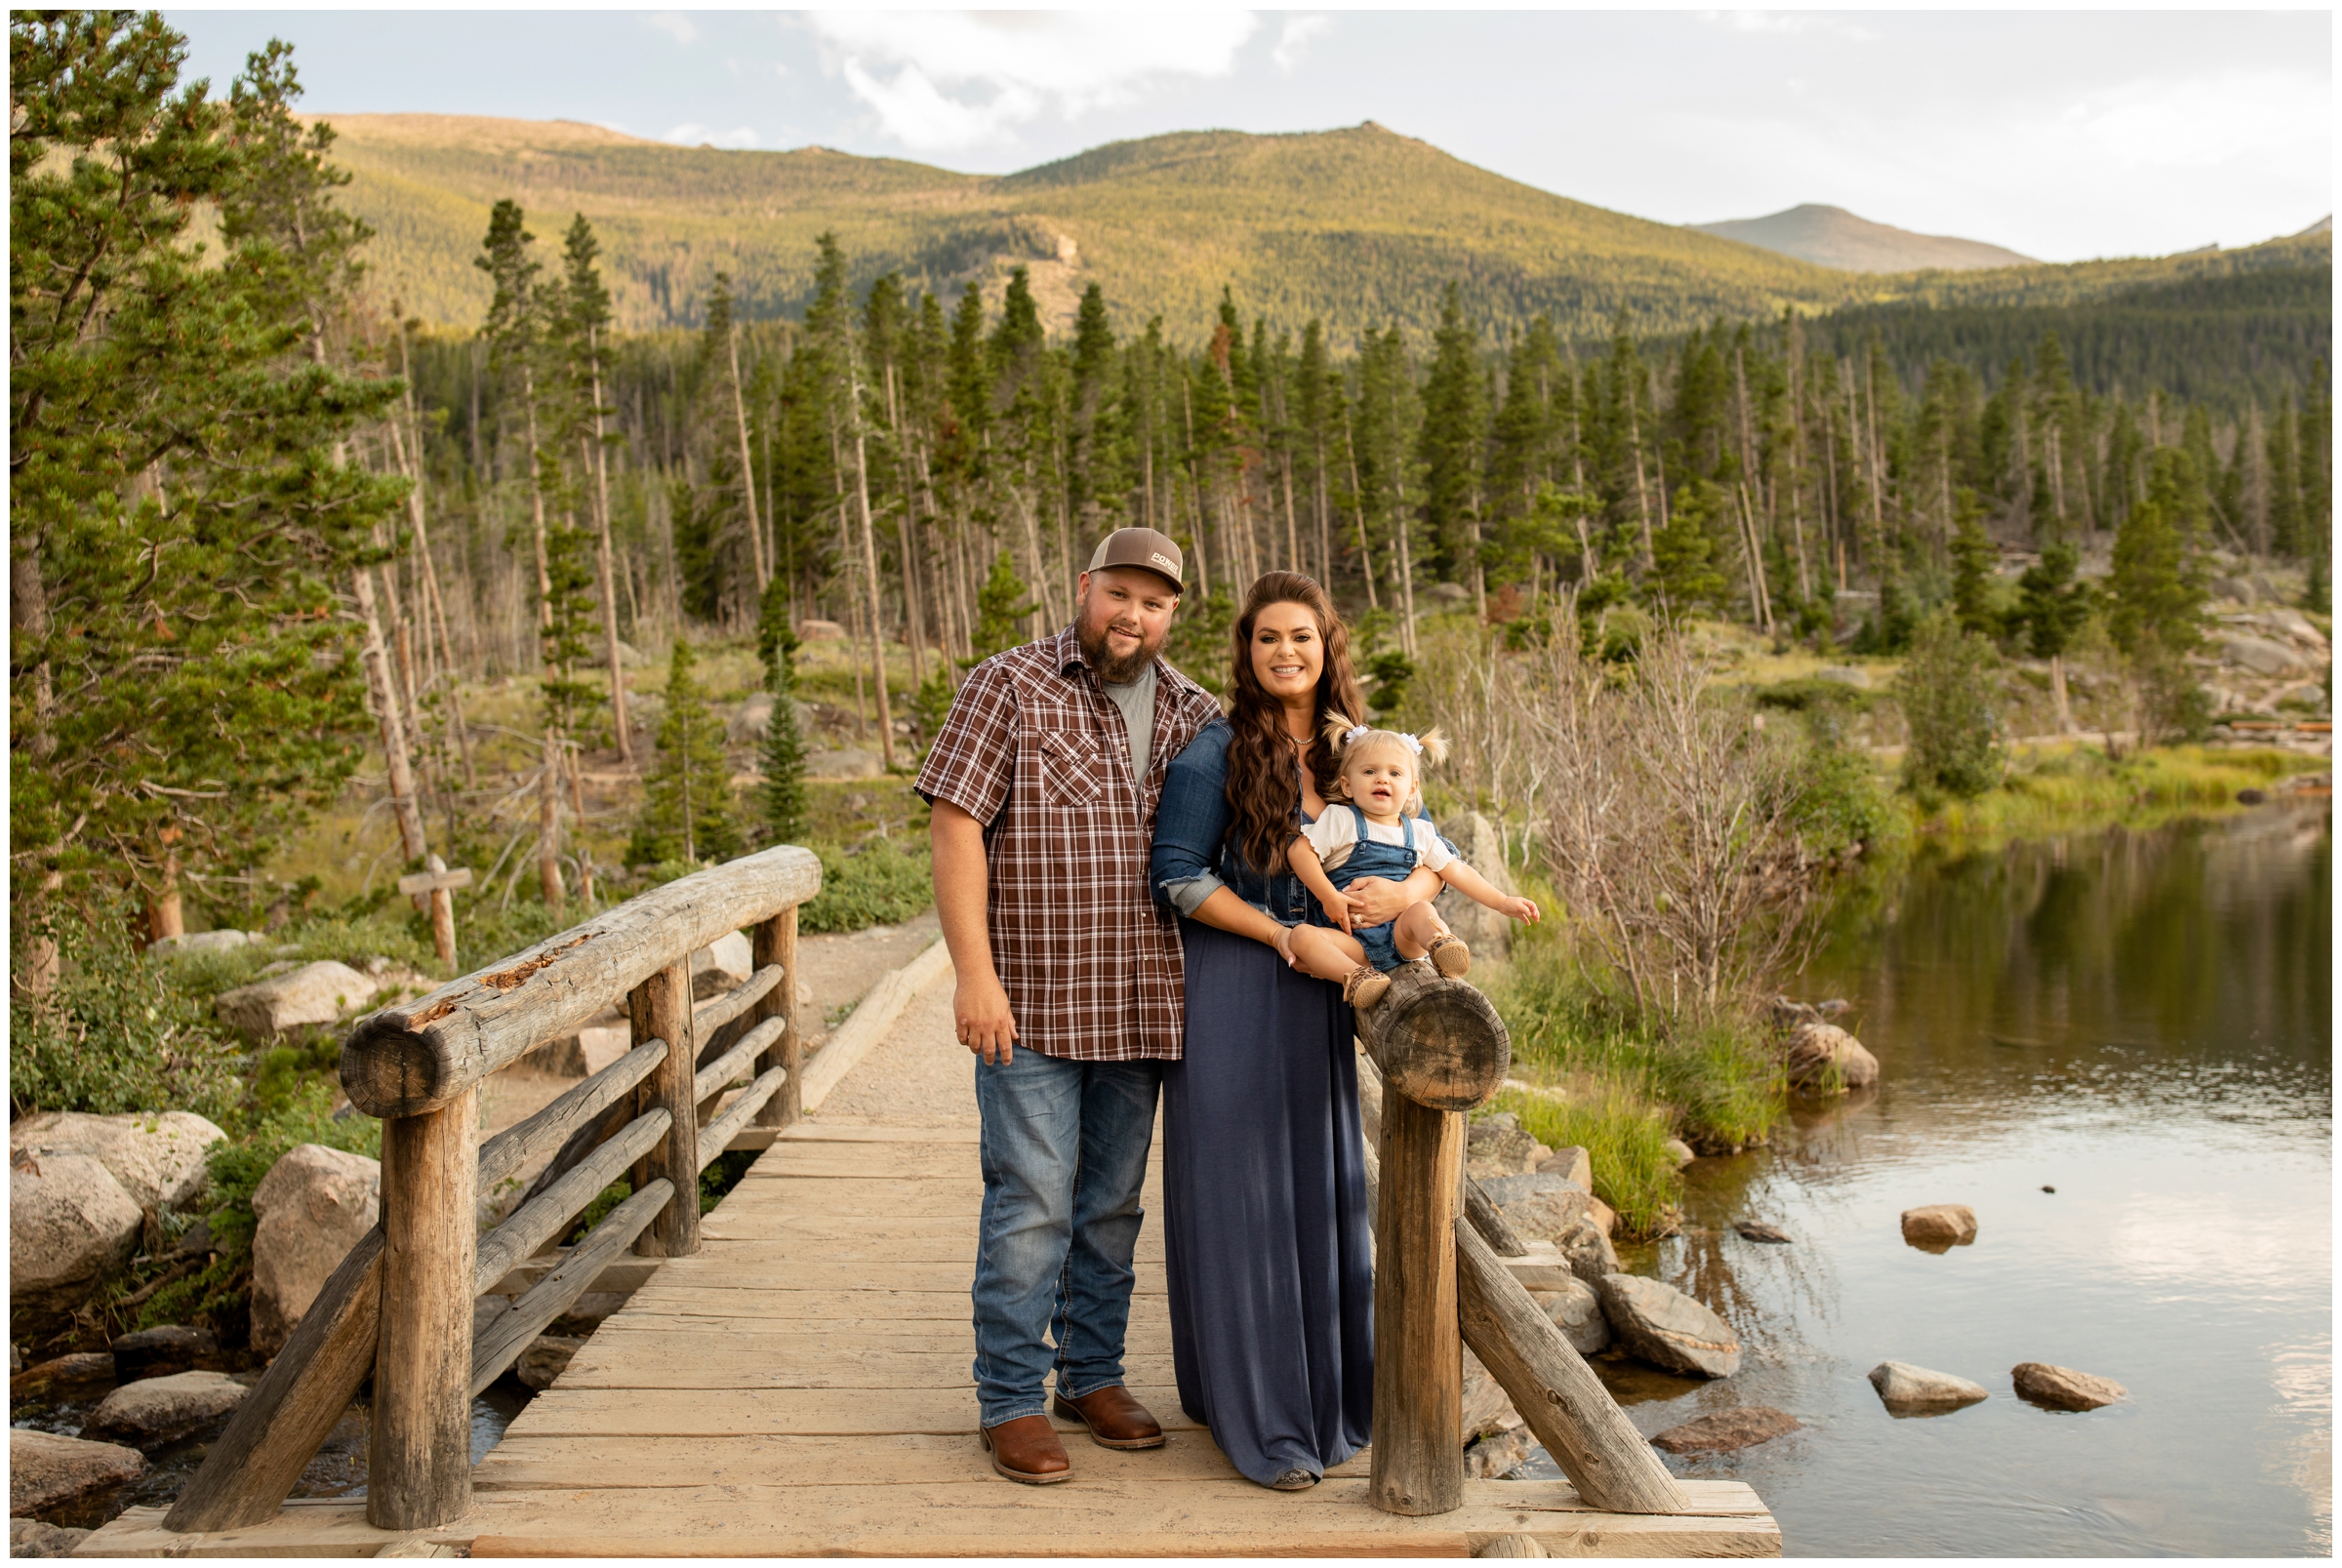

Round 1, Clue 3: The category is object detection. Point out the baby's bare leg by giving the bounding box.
[1287,923,1368,984]
[1391,900,1452,962]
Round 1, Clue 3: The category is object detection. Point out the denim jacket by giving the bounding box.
[1150,717,1454,925]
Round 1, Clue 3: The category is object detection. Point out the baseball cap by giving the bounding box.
[1085,527,1184,593]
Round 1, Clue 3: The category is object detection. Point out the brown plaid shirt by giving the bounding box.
[915,626,1221,1062]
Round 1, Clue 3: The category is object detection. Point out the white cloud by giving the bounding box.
[1272,14,1330,75]
[2055,71,2327,171]
[664,123,759,150]
[806,11,1260,153]
[644,12,697,46]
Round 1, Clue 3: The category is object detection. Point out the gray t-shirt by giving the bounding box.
[1102,663,1157,784]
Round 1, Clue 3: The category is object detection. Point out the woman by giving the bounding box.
[1149,572,1449,1490]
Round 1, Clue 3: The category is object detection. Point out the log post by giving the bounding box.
[369,1088,476,1531]
[1370,1087,1465,1516]
[752,905,801,1128]
[1354,963,1510,1111]
[427,855,457,967]
[629,960,700,1257]
[1454,1215,1691,1515]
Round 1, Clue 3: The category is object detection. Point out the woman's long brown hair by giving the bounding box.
[1224,572,1366,874]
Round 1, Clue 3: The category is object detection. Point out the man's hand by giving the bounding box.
[955,972,1021,1065]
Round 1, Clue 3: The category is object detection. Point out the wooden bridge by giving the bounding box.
[79,847,1778,1557]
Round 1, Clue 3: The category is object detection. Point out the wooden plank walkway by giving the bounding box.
[87,964,1779,1557]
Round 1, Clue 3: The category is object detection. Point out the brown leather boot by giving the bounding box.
[1051,1385,1167,1450]
[981,1413,1072,1483]
[1343,964,1392,1009]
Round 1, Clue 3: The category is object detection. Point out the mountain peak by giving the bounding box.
[1695,204,2035,273]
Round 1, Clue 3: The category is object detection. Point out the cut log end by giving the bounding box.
[1356,963,1511,1113]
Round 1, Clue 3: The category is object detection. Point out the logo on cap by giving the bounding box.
[1151,552,1177,573]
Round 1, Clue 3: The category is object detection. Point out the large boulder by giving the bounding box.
[1783,1023,1879,1092]
[1530,1274,1610,1356]
[11,1151,141,1316]
[147,928,253,958]
[533,1009,631,1077]
[80,1369,246,1447]
[1595,1273,1742,1379]
[1868,1360,1988,1412]
[728,692,776,743]
[1464,1427,1535,1479]
[2012,1361,2127,1411]
[2221,634,2312,678]
[1900,1204,1978,1250]
[9,1428,143,1513]
[213,960,377,1039]
[1538,1146,1593,1188]
[249,1144,382,1356]
[1466,1112,1548,1180]
[1651,1405,1801,1454]
[689,931,754,1001]
[1434,812,1519,959]
[1460,1347,1524,1444]
[11,1352,116,1396]
[11,1110,224,1212]
[1480,1170,1592,1244]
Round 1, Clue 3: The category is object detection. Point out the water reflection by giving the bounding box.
[1519,801,2331,1556]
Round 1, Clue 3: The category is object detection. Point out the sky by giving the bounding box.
[162,9,2333,264]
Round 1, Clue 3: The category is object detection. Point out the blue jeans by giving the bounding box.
[972,1048,1162,1427]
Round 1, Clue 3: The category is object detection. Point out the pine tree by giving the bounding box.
[1949,489,1999,638]
[11,18,403,944]
[2014,542,2089,732]
[968,551,1038,665]
[1417,282,1487,602]
[634,639,739,866]
[754,576,809,844]
[1645,478,1730,616]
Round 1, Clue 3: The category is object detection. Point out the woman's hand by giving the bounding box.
[1344,870,1440,928]
[1273,923,1299,969]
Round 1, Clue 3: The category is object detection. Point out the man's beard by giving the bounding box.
[1080,620,1159,685]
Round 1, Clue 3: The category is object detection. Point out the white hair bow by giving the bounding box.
[1397,733,1424,755]
[1343,725,1369,744]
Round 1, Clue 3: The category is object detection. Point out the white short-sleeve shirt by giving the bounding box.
[1299,806,1457,876]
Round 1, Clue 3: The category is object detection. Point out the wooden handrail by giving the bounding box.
[342,845,820,1118]
[165,848,821,1539]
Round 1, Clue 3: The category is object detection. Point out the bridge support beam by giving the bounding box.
[630,960,701,1257]
[1369,1088,1465,1515]
[370,1088,477,1530]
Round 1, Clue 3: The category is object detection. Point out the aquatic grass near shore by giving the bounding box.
[1909,744,2323,848]
[1479,929,1786,1236]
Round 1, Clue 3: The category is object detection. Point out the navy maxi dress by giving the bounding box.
[1149,718,1376,1485]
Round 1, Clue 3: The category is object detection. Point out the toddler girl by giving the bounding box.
[1281,715,1540,1008]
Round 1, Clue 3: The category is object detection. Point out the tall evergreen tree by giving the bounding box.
[754,576,809,844]
[633,638,738,865]
[1417,282,1487,604]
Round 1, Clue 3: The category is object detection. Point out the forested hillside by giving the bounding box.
[13,19,2333,953]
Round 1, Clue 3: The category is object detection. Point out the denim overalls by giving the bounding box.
[1312,803,1424,972]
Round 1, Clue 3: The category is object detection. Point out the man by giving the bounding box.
[915,527,1221,1485]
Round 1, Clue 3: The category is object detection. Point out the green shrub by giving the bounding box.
[9,917,247,1123]
[1489,1081,1678,1240]
[1782,720,1899,859]
[800,838,934,934]
[1898,609,2005,799]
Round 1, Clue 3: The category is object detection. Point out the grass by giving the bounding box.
[1905,743,2323,850]
[1474,907,1787,1239]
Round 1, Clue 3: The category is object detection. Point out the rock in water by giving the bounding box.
[1900,1204,1979,1249]
[1650,1405,1802,1453]
[11,1351,116,1396]
[10,1150,142,1316]
[10,1110,224,1212]
[1557,1217,1620,1287]
[1734,1220,1793,1244]
[1595,1273,1742,1378]
[213,959,378,1039]
[517,1335,586,1391]
[1664,1138,1696,1168]
[110,1323,220,1382]
[9,1429,144,1513]
[1868,1360,1988,1412]
[81,1370,247,1447]
[2012,1361,2127,1411]
[1529,1275,1610,1355]
[1783,1023,1880,1091]
[689,931,754,999]
[249,1144,382,1355]
[11,1518,93,1557]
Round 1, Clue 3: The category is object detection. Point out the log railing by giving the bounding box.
[1354,961,1691,1519]
[161,845,820,1536]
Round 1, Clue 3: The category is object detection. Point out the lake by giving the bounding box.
[1527,797,2333,1555]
